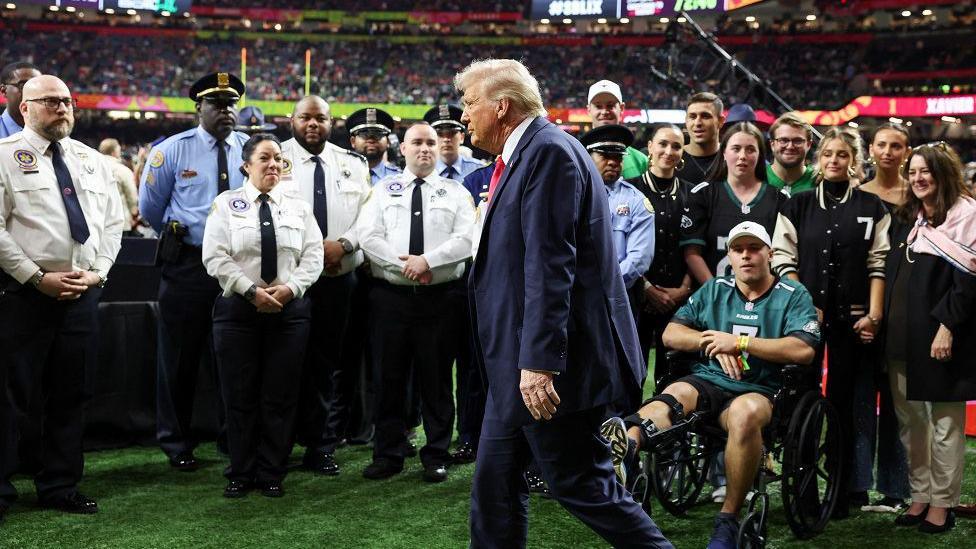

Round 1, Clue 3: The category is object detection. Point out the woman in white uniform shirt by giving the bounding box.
[203,133,324,498]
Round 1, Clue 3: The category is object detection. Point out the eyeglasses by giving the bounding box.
[356,129,387,140]
[772,137,808,147]
[24,97,77,110]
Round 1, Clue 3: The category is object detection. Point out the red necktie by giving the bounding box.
[486,156,506,205]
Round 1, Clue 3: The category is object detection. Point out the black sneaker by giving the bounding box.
[706,513,739,549]
[600,417,630,487]
[526,470,551,498]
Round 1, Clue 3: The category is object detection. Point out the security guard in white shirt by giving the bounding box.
[0,75,123,517]
[359,123,474,484]
[203,133,324,499]
[279,95,371,476]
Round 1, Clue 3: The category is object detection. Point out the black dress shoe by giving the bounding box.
[919,510,955,534]
[402,440,418,458]
[40,492,98,514]
[363,459,403,480]
[168,452,199,472]
[451,442,477,465]
[260,481,284,498]
[526,471,551,499]
[423,464,448,483]
[303,453,340,476]
[223,480,252,499]
[895,505,929,526]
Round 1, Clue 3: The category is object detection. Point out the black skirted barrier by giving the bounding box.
[84,237,220,450]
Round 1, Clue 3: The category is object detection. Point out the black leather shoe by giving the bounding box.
[401,440,418,458]
[363,459,403,480]
[451,442,477,465]
[303,453,340,476]
[223,480,252,499]
[422,464,448,483]
[526,471,551,499]
[168,452,199,472]
[40,492,98,514]
[919,510,955,534]
[895,505,929,526]
[260,481,284,498]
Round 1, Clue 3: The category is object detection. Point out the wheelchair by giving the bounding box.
[630,351,842,548]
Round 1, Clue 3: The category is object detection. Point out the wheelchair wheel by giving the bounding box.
[781,392,842,539]
[648,430,712,515]
[737,510,766,549]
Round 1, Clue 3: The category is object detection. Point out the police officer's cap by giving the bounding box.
[423,105,465,132]
[347,108,395,136]
[579,124,633,156]
[236,106,276,132]
[189,72,245,102]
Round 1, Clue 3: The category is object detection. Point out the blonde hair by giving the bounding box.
[768,112,813,141]
[815,126,865,180]
[454,59,547,118]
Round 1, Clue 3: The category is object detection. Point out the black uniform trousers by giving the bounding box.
[296,271,357,455]
[470,395,673,549]
[213,294,311,483]
[822,314,872,510]
[340,267,375,444]
[453,267,486,446]
[638,311,674,392]
[370,280,457,467]
[0,283,100,506]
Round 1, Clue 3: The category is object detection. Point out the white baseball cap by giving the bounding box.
[727,221,772,249]
[587,80,623,104]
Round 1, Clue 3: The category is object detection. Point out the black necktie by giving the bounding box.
[50,142,90,244]
[258,193,277,284]
[441,166,457,180]
[408,178,424,256]
[312,157,328,238]
[216,140,229,193]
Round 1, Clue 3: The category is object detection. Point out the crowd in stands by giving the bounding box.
[191,0,527,12]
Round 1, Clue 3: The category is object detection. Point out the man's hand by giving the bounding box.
[251,287,284,313]
[931,323,953,362]
[700,330,738,358]
[519,369,561,421]
[644,284,675,314]
[323,240,345,268]
[852,316,878,344]
[715,352,744,380]
[418,271,433,285]
[36,271,90,300]
[399,254,430,281]
[265,285,294,308]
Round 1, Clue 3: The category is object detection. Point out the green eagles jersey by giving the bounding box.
[765,164,815,197]
[622,146,649,180]
[672,276,821,396]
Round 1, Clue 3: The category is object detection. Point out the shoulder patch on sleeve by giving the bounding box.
[690,181,710,194]
[149,149,164,168]
[802,320,821,338]
[643,197,654,213]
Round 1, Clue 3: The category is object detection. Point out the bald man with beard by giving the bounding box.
[0,75,124,520]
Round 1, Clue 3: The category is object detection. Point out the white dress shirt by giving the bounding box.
[203,181,324,298]
[279,138,371,276]
[502,116,536,165]
[358,168,475,285]
[0,126,124,283]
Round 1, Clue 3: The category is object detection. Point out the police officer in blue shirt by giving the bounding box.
[236,106,277,134]
[424,105,483,182]
[347,108,400,185]
[0,61,41,138]
[138,72,249,472]
[580,124,655,322]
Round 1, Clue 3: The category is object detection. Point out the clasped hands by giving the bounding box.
[699,330,746,381]
[37,271,101,301]
[399,254,432,284]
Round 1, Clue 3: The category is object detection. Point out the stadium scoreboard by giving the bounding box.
[23,0,192,13]
[530,0,758,19]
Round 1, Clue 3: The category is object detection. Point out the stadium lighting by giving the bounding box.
[660,17,669,23]
[274,23,282,31]
[676,17,685,23]
[620,17,630,23]
[745,16,756,22]
[597,18,606,24]
[889,117,903,124]
[126,8,136,15]
[65,5,75,11]
[4,3,14,9]
[941,116,961,123]
[905,121,912,127]
[77,12,84,18]
[901,10,911,17]
[805,14,816,21]
[48,5,58,11]
[847,122,859,128]
[922,9,933,16]
[183,12,191,17]
[562,18,572,24]
[160,10,171,17]
[540,18,549,24]
[104,8,114,14]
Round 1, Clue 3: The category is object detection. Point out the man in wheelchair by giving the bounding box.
[602,221,822,549]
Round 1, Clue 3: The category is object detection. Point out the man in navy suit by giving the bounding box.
[456,59,673,549]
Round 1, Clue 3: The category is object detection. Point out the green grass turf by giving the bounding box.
[4,357,976,547]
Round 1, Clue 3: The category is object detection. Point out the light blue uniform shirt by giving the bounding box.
[138,125,249,246]
[369,162,402,186]
[0,109,23,138]
[436,155,483,182]
[606,178,655,288]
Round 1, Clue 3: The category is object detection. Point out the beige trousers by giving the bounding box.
[888,359,966,507]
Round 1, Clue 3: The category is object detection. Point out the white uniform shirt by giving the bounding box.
[358,169,474,285]
[203,181,324,298]
[0,126,124,283]
[279,138,371,276]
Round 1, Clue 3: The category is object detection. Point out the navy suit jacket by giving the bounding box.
[468,117,646,427]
